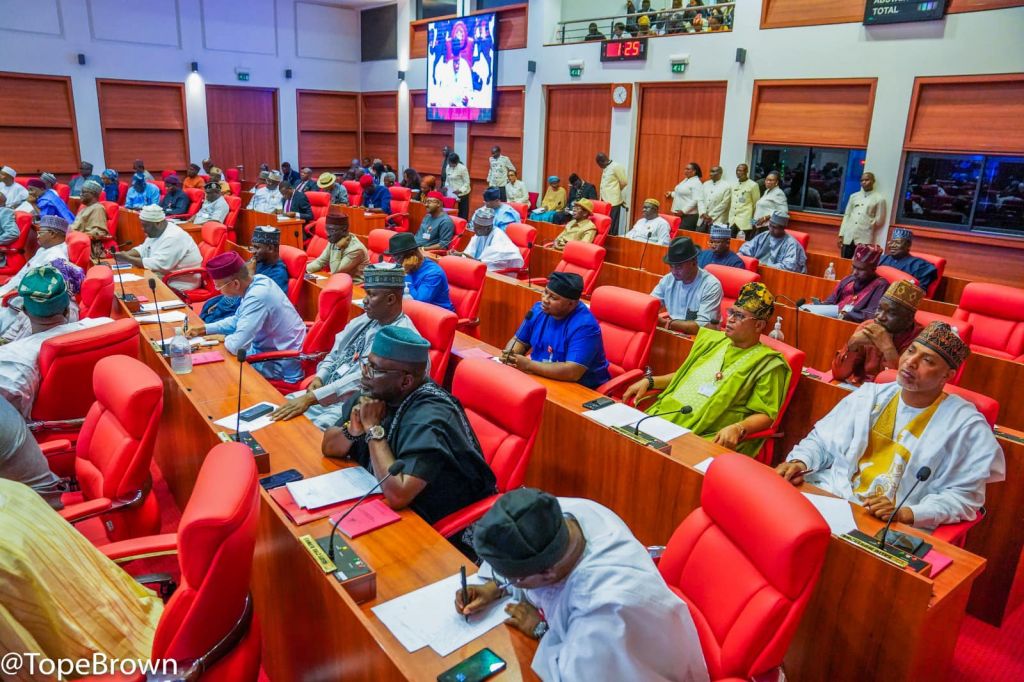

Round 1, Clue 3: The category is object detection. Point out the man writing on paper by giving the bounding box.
[502,272,611,390]
[186,252,305,384]
[779,322,1004,530]
[114,205,202,291]
[623,282,790,456]
[272,264,419,429]
[321,326,496,524]
[456,488,709,682]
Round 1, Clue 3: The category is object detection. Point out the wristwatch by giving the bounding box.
[532,621,549,640]
[366,424,386,441]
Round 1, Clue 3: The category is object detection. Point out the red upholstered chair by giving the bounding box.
[55,182,71,204]
[224,167,241,182]
[305,191,331,221]
[590,200,611,216]
[433,359,547,538]
[529,241,606,297]
[305,217,329,262]
[42,356,164,545]
[876,265,917,287]
[387,186,412,231]
[0,211,34,277]
[367,228,398,264]
[65,231,93,270]
[441,196,456,210]
[787,229,810,251]
[224,195,242,237]
[874,369,997,427]
[176,188,204,218]
[250,273,354,394]
[403,298,457,383]
[99,201,121,249]
[449,216,468,250]
[657,453,830,682]
[342,180,361,199]
[528,191,538,210]
[591,213,612,247]
[438,255,486,336]
[161,169,178,180]
[228,180,242,196]
[915,251,946,298]
[704,263,761,324]
[495,222,536,278]
[80,265,114,318]
[14,176,31,187]
[590,286,660,398]
[738,253,759,274]
[152,180,166,199]
[915,309,973,346]
[508,201,529,221]
[117,181,129,205]
[278,244,308,305]
[660,213,682,239]
[29,319,140,455]
[743,335,804,464]
[98,443,262,682]
[163,222,228,304]
[952,282,1024,360]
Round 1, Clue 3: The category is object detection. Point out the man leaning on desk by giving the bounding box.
[322,326,496,524]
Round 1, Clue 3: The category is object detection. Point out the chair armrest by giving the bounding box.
[38,439,73,456]
[247,349,300,363]
[742,428,782,442]
[26,418,87,433]
[60,488,147,524]
[931,509,985,546]
[163,267,211,291]
[0,245,24,254]
[595,369,645,399]
[1,290,14,307]
[386,211,410,221]
[433,495,499,538]
[457,317,480,328]
[100,533,179,563]
[528,277,548,287]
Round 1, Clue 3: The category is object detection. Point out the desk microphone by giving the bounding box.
[638,230,652,271]
[109,246,129,302]
[525,241,534,289]
[877,466,932,551]
[774,295,806,348]
[234,348,247,438]
[148,278,168,355]
[328,460,406,561]
[634,405,692,435]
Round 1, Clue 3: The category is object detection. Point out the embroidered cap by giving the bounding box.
[18,265,70,317]
[853,243,883,267]
[362,263,406,289]
[736,282,776,321]
[914,321,969,369]
[710,224,731,240]
[251,226,280,246]
[881,280,924,312]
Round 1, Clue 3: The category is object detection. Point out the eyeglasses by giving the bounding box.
[359,356,407,379]
[725,308,754,321]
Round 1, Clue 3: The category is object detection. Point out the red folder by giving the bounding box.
[923,549,953,578]
[329,499,401,538]
[459,347,494,360]
[191,351,224,365]
[268,486,374,525]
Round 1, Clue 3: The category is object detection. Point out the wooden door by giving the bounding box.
[633,83,727,216]
[544,85,612,194]
[206,85,279,181]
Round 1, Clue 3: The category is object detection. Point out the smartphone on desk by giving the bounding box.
[583,397,615,411]
[437,648,507,682]
[259,469,303,490]
[238,403,275,422]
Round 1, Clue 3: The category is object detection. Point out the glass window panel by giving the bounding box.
[806,148,850,212]
[418,0,457,20]
[754,146,809,209]
[838,149,867,213]
[901,154,982,227]
[974,156,1024,236]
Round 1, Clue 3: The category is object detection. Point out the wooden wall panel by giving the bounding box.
[468,87,524,212]
[409,91,453,177]
[409,4,528,59]
[949,0,1024,11]
[761,0,864,28]
[97,79,188,173]
[904,75,1024,154]
[296,90,360,172]
[360,92,398,165]
[206,85,279,181]
[749,79,876,148]
[0,72,79,174]
[543,86,612,193]
[633,83,727,218]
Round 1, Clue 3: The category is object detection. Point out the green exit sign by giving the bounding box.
[237,71,250,82]
[569,66,583,78]
[671,63,685,74]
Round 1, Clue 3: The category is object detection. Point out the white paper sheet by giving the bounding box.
[582,403,691,441]
[371,572,512,657]
[116,273,145,282]
[140,299,187,312]
[212,401,278,434]
[135,311,188,324]
[692,457,714,474]
[284,467,380,510]
[800,304,840,318]
[802,492,858,536]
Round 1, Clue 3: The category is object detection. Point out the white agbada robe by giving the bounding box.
[624,216,672,245]
[246,186,283,214]
[787,382,1005,530]
[464,228,523,272]
[0,242,68,298]
[0,182,28,209]
[136,222,202,290]
[487,498,709,682]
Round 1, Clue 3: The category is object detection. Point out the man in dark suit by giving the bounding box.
[277,182,313,222]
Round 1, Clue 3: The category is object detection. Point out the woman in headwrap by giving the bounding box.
[69,180,113,261]
[100,169,120,203]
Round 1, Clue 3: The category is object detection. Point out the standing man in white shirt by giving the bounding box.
[114,205,202,291]
[753,171,789,236]
[0,166,28,210]
[624,198,672,245]
[668,162,704,231]
[458,488,709,682]
[596,152,628,235]
[838,172,887,259]
[698,165,731,232]
[247,170,283,214]
[728,163,760,240]
[191,182,230,225]
[487,146,516,202]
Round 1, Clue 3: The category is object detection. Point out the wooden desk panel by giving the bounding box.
[116,207,145,248]
[236,209,304,248]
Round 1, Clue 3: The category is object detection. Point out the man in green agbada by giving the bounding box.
[623,282,791,456]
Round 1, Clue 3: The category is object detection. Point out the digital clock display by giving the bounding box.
[601,38,648,62]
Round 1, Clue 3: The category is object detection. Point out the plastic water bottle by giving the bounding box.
[823,262,836,280]
[169,327,193,374]
[403,282,412,299]
[769,316,785,341]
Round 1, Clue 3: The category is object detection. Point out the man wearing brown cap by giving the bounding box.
[552,198,597,250]
[306,211,368,283]
[832,280,925,385]
[779,322,1005,530]
[456,488,708,681]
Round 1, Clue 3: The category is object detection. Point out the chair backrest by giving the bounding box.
[787,229,810,251]
[953,282,1024,359]
[451,358,546,491]
[224,195,242,228]
[303,273,353,365]
[508,202,529,221]
[441,196,456,209]
[367,228,398,263]
[876,265,917,287]
[555,241,605,296]
[152,180,166,198]
[65,231,92,270]
[342,180,362,206]
[449,216,468,249]
[14,176,31,187]
[438,255,487,324]
[660,213,682,239]
[305,191,331,220]
[738,253,759,273]
[914,250,946,298]
[590,199,611,216]
[0,212,34,275]
[305,217,329,260]
[874,369,999,427]
[80,265,114,318]
[151,442,259,670]
[388,186,411,202]
[505,222,536,268]
[183,188,204,216]
[54,183,70,203]
[161,169,178,180]
[403,298,457,383]
[199,222,228,262]
[758,333,804,438]
[278,244,308,305]
[705,263,761,322]
[224,168,241,182]
[590,285,659,377]
[76,355,164,541]
[228,181,242,196]
[33,318,140,422]
[658,452,830,680]
[100,201,120,234]
[117,181,129,205]
[590,213,612,247]
[915,309,973,346]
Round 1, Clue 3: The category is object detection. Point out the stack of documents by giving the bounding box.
[140,299,187,312]
[582,403,690,442]
[135,310,188,324]
[284,467,380,510]
[801,492,858,536]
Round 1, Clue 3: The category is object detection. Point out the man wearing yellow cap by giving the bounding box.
[624,198,671,245]
[623,282,791,456]
[552,198,597,250]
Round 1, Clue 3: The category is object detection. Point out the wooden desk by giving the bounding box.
[116,207,146,248]
[235,209,304,248]
[337,205,388,235]
[111,270,539,682]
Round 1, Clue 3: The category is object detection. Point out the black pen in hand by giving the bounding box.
[460,565,469,623]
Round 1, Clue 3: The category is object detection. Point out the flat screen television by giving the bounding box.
[425,13,497,122]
